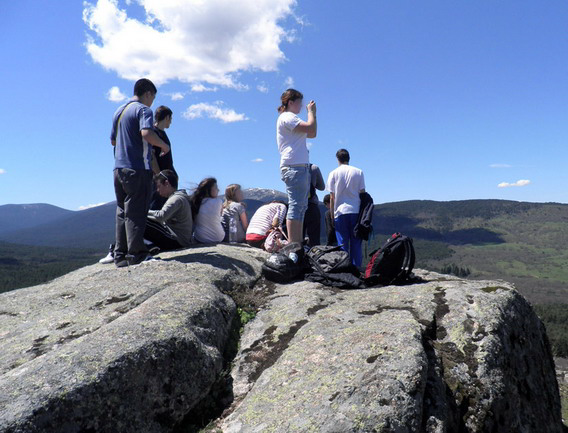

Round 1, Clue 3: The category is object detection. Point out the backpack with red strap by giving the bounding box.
[365,233,415,285]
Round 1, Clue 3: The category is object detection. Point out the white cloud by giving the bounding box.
[257,83,269,93]
[306,142,314,150]
[169,92,185,101]
[490,163,512,168]
[182,102,248,123]
[251,158,264,163]
[78,202,108,210]
[284,76,294,88]
[106,86,128,102]
[497,179,531,188]
[191,84,218,93]
[0,169,6,174]
[83,0,297,88]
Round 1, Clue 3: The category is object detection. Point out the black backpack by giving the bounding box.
[261,242,305,283]
[306,245,352,273]
[305,245,367,290]
[364,233,415,285]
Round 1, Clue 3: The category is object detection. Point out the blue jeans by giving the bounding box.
[335,213,362,267]
[280,165,309,221]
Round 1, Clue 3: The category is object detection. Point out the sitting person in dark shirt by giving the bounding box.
[150,106,175,210]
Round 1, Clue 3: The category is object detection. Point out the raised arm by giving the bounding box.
[293,100,317,138]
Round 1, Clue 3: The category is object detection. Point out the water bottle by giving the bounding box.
[229,215,238,243]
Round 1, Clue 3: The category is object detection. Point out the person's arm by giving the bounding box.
[314,166,325,191]
[329,193,335,228]
[148,196,181,223]
[293,101,317,138]
[141,129,170,155]
[151,153,160,175]
[359,171,366,193]
[240,211,249,231]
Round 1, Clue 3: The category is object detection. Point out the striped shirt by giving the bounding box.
[246,203,287,236]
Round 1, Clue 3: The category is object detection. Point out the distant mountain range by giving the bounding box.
[0,189,289,250]
[0,204,72,236]
[1,190,568,304]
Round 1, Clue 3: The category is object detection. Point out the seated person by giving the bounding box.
[191,177,225,243]
[246,201,288,249]
[222,184,249,243]
[144,170,193,251]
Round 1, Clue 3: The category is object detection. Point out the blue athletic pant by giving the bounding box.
[334,213,362,267]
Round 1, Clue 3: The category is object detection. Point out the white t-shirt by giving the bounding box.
[194,197,225,243]
[277,112,309,167]
[326,164,366,218]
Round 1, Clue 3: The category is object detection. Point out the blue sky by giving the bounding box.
[1,0,567,210]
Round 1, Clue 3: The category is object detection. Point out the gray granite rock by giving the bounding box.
[0,244,267,433]
[0,245,563,433]
[220,270,564,433]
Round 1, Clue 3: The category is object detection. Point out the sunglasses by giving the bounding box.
[159,172,169,183]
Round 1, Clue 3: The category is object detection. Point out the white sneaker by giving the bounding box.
[99,252,114,264]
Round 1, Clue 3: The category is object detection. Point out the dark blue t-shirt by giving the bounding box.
[110,101,154,170]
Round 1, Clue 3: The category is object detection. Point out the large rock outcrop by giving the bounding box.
[220,273,564,432]
[0,245,265,433]
[0,245,564,433]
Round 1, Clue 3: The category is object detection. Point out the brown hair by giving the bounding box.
[190,177,217,217]
[154,105,173,123]
[223,184,242,209]
[278,89,303,114]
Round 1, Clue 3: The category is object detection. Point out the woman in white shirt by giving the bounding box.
[191,177,225,243]
[276,88,317,244]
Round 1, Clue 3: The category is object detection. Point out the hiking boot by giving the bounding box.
[129,253,157,266]
[115,259,129,268]
[99,244,115,264]
[148,244,161,256]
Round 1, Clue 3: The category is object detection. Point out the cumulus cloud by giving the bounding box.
[182,102,248,123]
[498,179,531,188]
[251,158,264,163]
[169,92,185,101]
[107,86,128,102]
[490,163,512,168]
[191,84,218,92]
[78,202,108,210]
[284,76,294,88]
[83,0,297,88]
[257,83,269,93]
[0,169,6,174]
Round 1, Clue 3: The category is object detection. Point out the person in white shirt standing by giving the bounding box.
[276,89,317,244]
[326,149,366,267]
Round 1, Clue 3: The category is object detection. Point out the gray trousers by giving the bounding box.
[113,168,153,262]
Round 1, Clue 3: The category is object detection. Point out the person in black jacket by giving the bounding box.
[323,194,337,246]
[150,106,175,210]
[303,163,325,247]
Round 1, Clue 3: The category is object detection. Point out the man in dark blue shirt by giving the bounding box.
[110,78,170,267]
